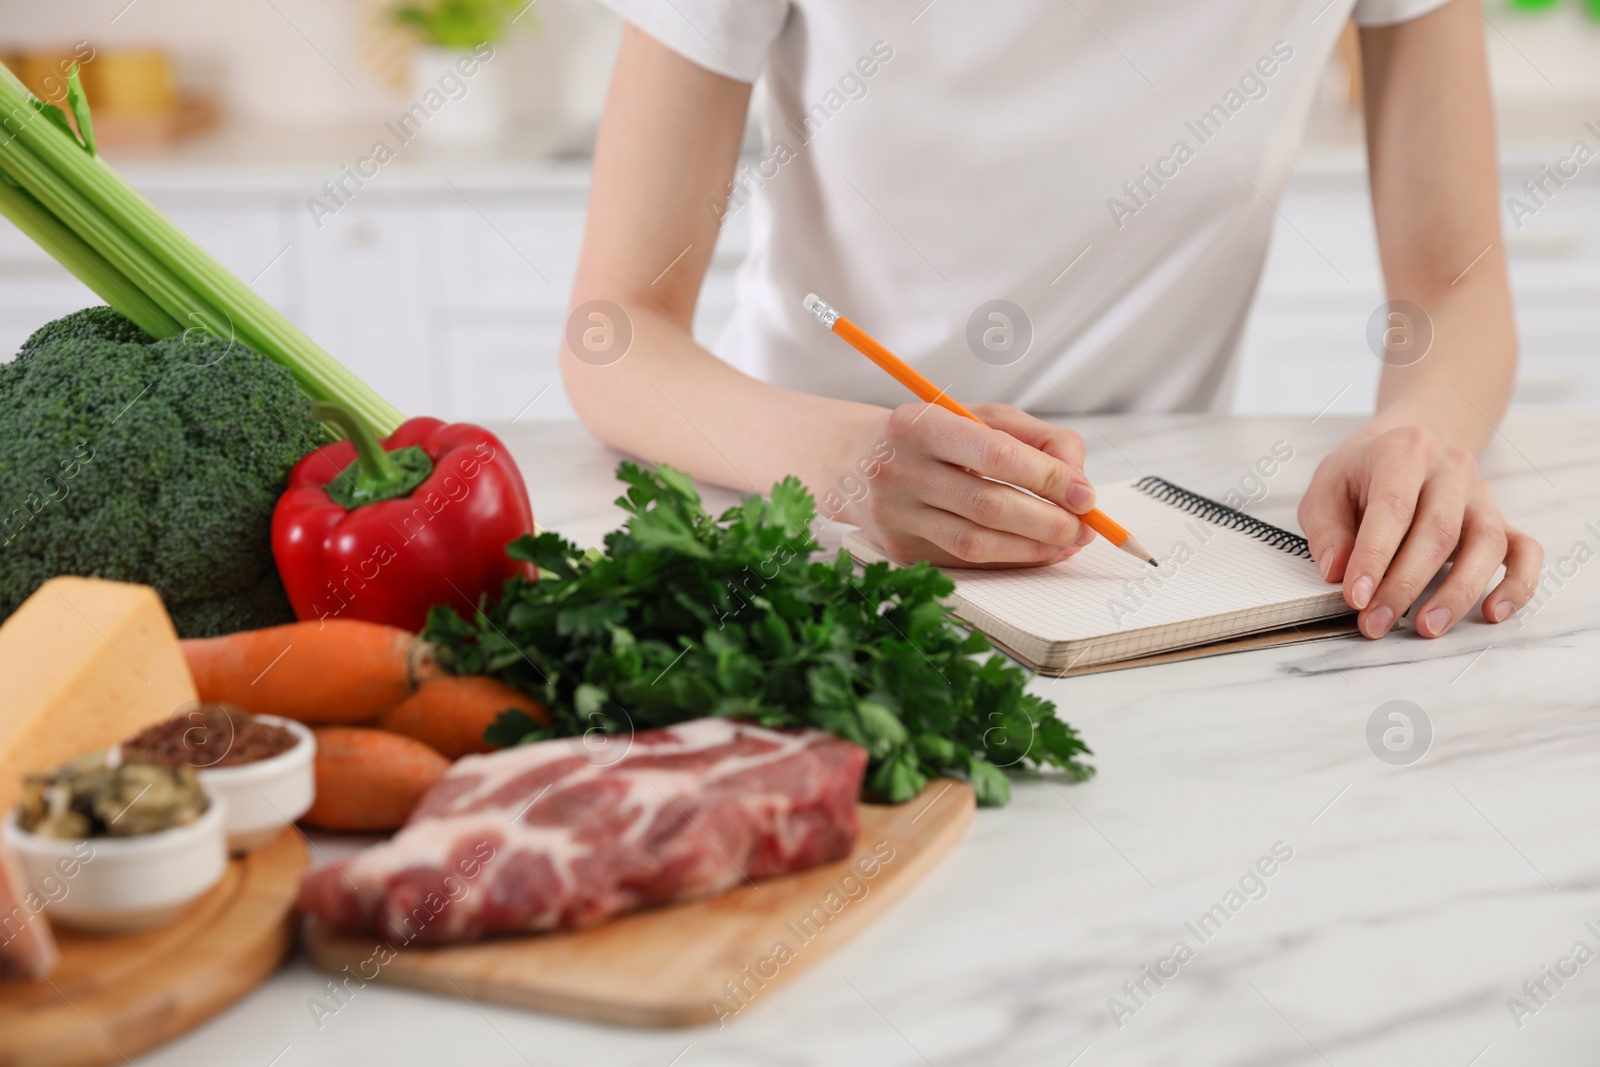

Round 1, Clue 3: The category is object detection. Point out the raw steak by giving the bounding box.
[299,718,867,944]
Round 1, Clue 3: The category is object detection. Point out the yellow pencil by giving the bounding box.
[803,293,1155,566]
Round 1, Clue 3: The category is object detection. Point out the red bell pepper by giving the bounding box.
[272,403,535,633]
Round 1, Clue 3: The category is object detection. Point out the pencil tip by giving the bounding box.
[1147,558,1159,567]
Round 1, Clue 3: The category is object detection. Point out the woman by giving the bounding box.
[561,0,1542,640]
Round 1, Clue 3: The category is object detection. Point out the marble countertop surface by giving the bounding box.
[134,412,1600,1067]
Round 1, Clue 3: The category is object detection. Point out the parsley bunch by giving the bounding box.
[423,462,1093,805]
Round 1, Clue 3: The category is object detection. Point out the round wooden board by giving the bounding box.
[0,829,307,1067]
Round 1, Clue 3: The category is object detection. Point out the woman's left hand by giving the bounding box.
[1297,426,1543,639]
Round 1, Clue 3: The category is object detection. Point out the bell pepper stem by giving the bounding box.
[312,400,402,491]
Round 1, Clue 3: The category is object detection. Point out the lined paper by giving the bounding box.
[946,482,1331,641]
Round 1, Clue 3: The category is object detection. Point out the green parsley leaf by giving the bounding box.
[424,462,1094,805]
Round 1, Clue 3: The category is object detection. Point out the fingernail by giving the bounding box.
[1351,575,1374,610]
[1490,599,1514,622]
[1318,549,1334,581]
[1423,606,1451,635]
[1366,605,1395,637]
[1066,481,1095,512]
[1074,523,1095,547]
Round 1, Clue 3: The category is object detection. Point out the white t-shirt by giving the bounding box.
[599,0,1449,413]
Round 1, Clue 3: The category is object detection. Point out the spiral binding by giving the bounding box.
[1132,476,1313,559]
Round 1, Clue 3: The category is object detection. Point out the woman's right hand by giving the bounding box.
[829,402,1099,568]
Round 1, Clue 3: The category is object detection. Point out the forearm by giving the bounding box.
[1362,270,1517,453]
[562,308,886,501]
[562,26,890,503]
[1358,0,1515,455]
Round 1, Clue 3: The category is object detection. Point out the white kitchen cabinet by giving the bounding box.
[1235,164,1600,414]
[283,182,748,423]
[295,200,439,418]
[434,200,578,311]
[0,216,98,357]
[1,157,1592,421]
[1230,297,1384,417]
[434,314,574,424]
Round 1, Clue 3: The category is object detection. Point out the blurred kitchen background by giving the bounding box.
[1,0,1597,422]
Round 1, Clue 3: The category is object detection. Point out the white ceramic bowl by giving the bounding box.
[2,798,227,934]
[196,715,316,854]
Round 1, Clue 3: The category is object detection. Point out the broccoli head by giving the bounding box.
[18,304,155,361]
[0,307,328,636]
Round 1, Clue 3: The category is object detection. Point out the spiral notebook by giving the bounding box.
[844,476,1364,675]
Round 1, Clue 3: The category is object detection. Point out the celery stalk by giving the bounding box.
[0,62,404,432]
[0,178,181,338]
[0,124,234,338]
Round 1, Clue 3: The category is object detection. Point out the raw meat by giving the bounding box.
[299,718,867,944]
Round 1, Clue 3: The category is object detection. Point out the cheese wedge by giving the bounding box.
[0,577,197,815]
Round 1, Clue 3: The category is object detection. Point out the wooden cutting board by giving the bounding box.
[306,778,976,1028]
[0,830,306,1067]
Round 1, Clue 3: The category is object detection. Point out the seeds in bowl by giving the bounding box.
[121,703,297,770]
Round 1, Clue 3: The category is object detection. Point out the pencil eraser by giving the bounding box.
[803,293,821,312]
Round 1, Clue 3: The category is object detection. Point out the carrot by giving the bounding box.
[377,675,549,759]
[302,727,450,832]
[180,620,442,724]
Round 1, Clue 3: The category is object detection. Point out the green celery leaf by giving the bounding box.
[65,65,95,156]
[28,98,78,146]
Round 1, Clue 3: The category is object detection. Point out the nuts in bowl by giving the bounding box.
[4,752,227,933]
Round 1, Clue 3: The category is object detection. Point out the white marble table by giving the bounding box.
[135,413,1600,1067]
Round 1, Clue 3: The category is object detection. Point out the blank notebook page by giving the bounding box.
[926,480,1335,643]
